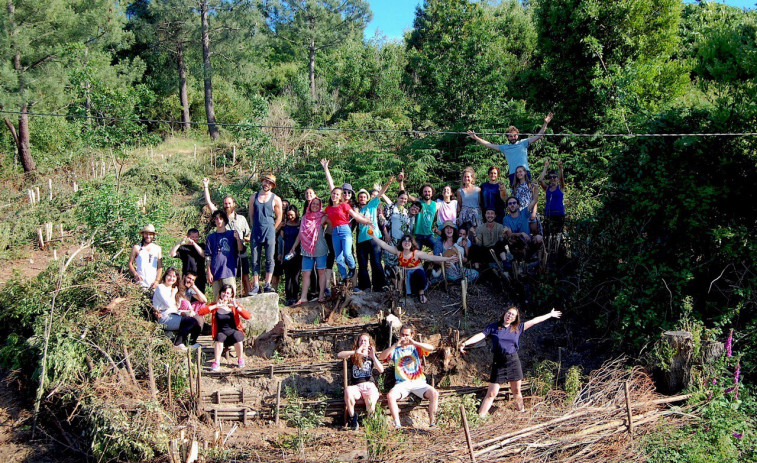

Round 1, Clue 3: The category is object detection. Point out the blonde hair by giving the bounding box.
[461,167,476,187]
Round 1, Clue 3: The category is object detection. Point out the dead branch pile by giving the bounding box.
[418,358,694,463]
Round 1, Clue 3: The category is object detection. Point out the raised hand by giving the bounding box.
[544,158,550,167]
[545,112,554,124]
[202,177,209,188]
[397,169,405,182]
[549,309,562,319]
[319,158,329,169]
[466,130,477,139]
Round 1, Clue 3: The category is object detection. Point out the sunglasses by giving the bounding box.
[548,175,558,179]
[507,201,518,205]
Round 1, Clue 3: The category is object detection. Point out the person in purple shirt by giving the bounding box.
[538,158,566,243]
[460,305,561,415]
[205,209,244,300]
[467,112,554,187]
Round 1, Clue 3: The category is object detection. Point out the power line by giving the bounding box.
[1,109,756,138]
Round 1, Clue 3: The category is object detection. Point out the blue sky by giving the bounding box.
[365,0,756,42]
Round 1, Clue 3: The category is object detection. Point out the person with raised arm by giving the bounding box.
[247,174,283,295]
[467,112,554,187]
[202,179,252,295]
[325,187,372,284]
[169,228,206,293]
[459,306,562,415]
[379,325,439,429]
[129,224,163,291]
[368,231,456,304]
[355,176,395,293]
[511,166,540,236]
[337,332,385,430]
[538,159,567,242]
[198,284,252,371]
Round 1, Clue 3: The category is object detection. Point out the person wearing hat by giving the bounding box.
[202,178,252,296]
[129,224,163,290]
[247,173,283,294]
[355,177,395,293]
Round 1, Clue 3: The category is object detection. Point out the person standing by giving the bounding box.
[457,167,482,229]
[460,306,561,415]
[355,177,394,293]
[247,174,283,294]
[205,209,244,299]
[467,112,554,187]
[480,166,509,223]
[538,159,567,242]
[129,224,163,290]
[398,172,438,252]
[203,179,252,295]
[169,228,206,293]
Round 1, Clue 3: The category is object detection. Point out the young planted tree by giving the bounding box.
[0,0,124,172]
[263,0,372,100]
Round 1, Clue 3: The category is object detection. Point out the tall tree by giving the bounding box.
[263,0,371,100]
[405,0,536,128]
[0,0,124,172]
[199,0,219,139]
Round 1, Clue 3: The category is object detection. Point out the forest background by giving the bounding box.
[0,0,755,460]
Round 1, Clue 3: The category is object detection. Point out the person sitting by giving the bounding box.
[471,209,507,269]
[152,267,202,350]
[197,284,252,371]
[503,196,543,262]
[337,332,385,431]
[432,221,479,283]
[379,325,439,429]
[129,224,163,290]
[368,232,456,304]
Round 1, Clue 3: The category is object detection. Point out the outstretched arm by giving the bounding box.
[538,159,550,190]
[467,130,500,150]
[524,309,562,330]
[415,251,457,264]
[459,332,486,354]
[378,176,396,199]
[320,158,335,191]
[527,112,554,145]
[348,208,372,225]
[370,233,399,255]
[202,178,218,213]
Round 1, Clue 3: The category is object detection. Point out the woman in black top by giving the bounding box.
[337,332,385,430]
[460,306,561,415]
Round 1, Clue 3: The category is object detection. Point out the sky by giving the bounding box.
[365,0,756,42]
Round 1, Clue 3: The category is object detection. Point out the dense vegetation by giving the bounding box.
[0,0,755,460]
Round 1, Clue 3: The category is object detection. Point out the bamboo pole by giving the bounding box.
[460,405,477,463]
[624,381,633,437]
[196,348,202,411]
[48,179,52,201]
[147,350,157,400]
[187,349,194,400]
[37,228,45,249]
[342,359,348,392]
[275,381,282,427]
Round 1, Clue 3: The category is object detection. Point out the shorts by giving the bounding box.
[216,329,244,346]
[391,379,433,401]
[347,382,380,408]
[490,352,524,383]
[301,254,327,271]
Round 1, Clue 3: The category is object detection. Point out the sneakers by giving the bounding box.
[263,284,275,293]
[248,285,260,296]
[237,358,245,368]
[210,361,220,372]
[190,343,202,349]
[349,413,359,431]
[353,288,364,294]
[346,268,356,280]
[174,343,188,351]
[323,288,331,298]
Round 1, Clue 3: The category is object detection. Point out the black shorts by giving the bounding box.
[216,329,244,346]
[490,352,523,383]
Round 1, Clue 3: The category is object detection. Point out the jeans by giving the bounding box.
[251,235,275,276]
[332,225,355,279]
[404,268,428,295]
[415,234,440,253]
[356,239,387,291]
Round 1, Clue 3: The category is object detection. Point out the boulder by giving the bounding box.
[237,293,280,334]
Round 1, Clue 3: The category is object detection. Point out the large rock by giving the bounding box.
[237,293,280,334]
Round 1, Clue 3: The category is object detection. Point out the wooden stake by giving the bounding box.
[269,365,274,379]
[624,381,633,437]
[37,228,45,249]
[53,249,58,261]
[187,349,194,400]
[28,189,34,205]
[35,186,40,204]
[196,348,202,410]
[147,350,157,400]
[342,358,348,392]
[460,404,477,463]
[73,182,78,193]
[59,224,64,239]
[48,179,52,201]
[193,144,197,159]
[232,146,236,164]
[45,222,52,243]
[275,380,282,427]
[167,364,173,410]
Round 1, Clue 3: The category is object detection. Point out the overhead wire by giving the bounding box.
[1,109,756,138]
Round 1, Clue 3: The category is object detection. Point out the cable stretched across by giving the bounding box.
[1,109,756,138]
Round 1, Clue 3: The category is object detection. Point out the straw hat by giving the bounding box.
[356,188,370,197]
[440,220,457,230]
[261,173,277,188]
[140,224,157,234]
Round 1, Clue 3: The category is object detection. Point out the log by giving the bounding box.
[460,405,477,463]
[624,381,633,437]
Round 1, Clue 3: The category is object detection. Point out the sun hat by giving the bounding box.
[341,183,354,192]
[261,173,277,188]
[441,220,457,230]
[140,224,157,234]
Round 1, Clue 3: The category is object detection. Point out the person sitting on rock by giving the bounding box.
[502,196,543,261]
[471,208,507,269]
[197,284,251,371]
[379,325,439,429]
[337,332,385,430]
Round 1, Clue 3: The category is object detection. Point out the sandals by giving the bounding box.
[293,300,307,306]
[418,293,428,304]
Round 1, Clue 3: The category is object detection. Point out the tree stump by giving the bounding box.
[658,331,693,394]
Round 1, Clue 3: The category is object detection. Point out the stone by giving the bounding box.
[237,293,280,334]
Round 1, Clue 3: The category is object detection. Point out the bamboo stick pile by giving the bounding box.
[288,321,381,339]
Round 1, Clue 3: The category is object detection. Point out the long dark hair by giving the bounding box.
[395,234,418,252]
[499,305,521,333]
[161,267,182,304]
[350,332,375,367]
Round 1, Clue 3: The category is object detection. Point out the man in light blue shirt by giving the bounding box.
[467,112,554,187]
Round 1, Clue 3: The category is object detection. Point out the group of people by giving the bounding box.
[339,306,561,430]
[127,112,567,385]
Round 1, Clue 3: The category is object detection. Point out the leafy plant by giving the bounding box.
[435,393,481,430]
[364,405,391,460]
